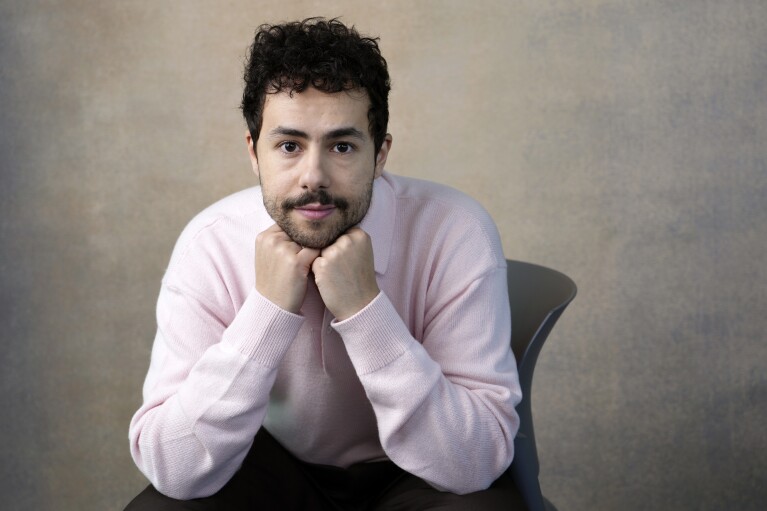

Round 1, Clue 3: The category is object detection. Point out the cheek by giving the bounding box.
[261,175,300,206]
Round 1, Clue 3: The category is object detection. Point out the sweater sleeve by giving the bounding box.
[332,266,520,495]
[128,284,304,499]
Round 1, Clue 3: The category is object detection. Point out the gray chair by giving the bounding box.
[505,260,577,511]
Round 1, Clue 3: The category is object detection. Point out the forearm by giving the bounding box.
[334,283,520,494]
[130,344,276,498]
[129,286,303,499]
[361,349,518,493]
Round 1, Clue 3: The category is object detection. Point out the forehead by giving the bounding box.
[261,87,371,134]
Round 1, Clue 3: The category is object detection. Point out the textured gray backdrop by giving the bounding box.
[1,1,765,510]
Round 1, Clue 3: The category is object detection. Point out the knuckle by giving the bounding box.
[313,258,327,273]
[352,229,368,242]
[322,245,338,259]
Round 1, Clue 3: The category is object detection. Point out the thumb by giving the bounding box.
[295,247,320,274]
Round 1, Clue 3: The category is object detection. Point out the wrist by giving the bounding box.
[332,288,380,321]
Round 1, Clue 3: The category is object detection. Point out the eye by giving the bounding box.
[280,141,299,153]
[333,142,354,154]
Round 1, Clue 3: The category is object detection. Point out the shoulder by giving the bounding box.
[386,173,485,211]
[386,173,499,234]
[384,172,506,270]
[166,186,270,274]
[178,187,263,237]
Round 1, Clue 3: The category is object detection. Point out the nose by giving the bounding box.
[298,148,330,191]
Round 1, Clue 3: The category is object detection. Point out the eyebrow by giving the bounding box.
[325,127,366,141]
[267,126,367,141]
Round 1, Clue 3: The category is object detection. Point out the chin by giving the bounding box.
[285,226,345,249]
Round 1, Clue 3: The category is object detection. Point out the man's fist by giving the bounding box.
[255,224,320,313]
[312,227,379,321]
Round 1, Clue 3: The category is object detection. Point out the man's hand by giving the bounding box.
[312,227,379,321]
[255,224,320,313]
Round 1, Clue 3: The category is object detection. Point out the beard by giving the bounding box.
[262,181,374,249]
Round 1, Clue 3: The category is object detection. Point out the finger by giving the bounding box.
[258,224,303,253]
[296,247,321,268]
[257,223,286,242]
[261,223,283,235]
[343,226,370,243]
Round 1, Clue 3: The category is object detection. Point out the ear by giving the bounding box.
[373,134,393,178]
[246,131,259,179]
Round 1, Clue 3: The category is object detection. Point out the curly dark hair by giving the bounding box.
[241,18,391,155]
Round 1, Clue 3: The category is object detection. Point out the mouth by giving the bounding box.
[294,203,337,221]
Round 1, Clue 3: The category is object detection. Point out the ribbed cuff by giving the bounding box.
[223,288,304,367]
[331,292,414,375]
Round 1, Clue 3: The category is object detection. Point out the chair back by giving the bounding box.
[506,260,576,511]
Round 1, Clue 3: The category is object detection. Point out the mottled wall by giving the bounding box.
[1,1,765,510]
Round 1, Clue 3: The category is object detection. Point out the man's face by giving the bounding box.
[248,87,391,249]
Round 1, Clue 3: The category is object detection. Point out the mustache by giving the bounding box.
[282,190,349,210]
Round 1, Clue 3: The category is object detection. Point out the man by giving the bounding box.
[126,18,524,510]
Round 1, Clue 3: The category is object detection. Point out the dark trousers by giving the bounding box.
[125,428,526,511]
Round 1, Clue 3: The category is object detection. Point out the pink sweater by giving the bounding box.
[129,172,521,499]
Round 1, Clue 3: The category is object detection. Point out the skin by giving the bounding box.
[247,87,393,321]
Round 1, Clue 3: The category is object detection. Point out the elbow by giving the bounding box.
[152,479,218,501]
[425,453,514,496]
[456,466,508,495]
[130,435,226,500]
[429,476,494,496]
[139,457,225,500]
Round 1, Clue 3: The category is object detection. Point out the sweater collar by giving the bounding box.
[359,171,395,275]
